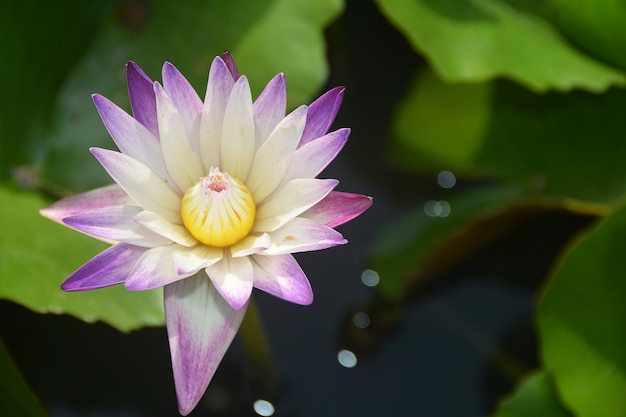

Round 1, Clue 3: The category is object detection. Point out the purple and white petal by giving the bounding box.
[205,255,253,311]
[40,184,131,224]
[126,61,159,138]
[299,86,344,146]
[92,94,170,182]
[61,244,146,291]
[64,206,172,247]
[165,274,247,415]
[220,76,255,181]
[125,245,199,290]
[90,148,182,224]
[133,210,197,247]
[246,105,307,203]
[301,191,373,228]
[281,128,349,184]
[199,56,235,172]
[220,51,240,80]
[252,73,286,148]
[263,217,347,255]
[251,253,313,305]
[154,83,204,192]
[171,245,224,276]
[162,62,203,152]
[230,233,271,258]
[254,178,338,232]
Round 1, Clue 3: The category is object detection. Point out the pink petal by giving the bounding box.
[205,255,253,311]
[40,184,132,224]
[126,61,159,138]
[92,94,170,181]
[264,217,347,255]
[165,275,247,415]
[251,253,313,305]
[252,73,286,148]
[302,191,373,228]
[63,206,172,247]
[61,244,146,291]
[299,86,345,146]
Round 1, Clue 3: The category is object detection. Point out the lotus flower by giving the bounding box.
[41,52,372,415]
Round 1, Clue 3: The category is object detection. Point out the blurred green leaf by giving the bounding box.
[389,68,626,205]
[491,371,572,417]
[374,0,625,92]
[0,186,164,332]
[0,339,47,417]
[36,0,343,191]
[537,205,626,417]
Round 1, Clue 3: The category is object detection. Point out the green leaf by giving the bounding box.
[537,205,626,417]
[374,0,626,92]
[0,339,47,417]
[37,0,343,191]
[389,68,626,205]
[492,371,572,417]
[0,186,164,332]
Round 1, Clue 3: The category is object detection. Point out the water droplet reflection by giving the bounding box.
[353,311,371,329]
[437,170,456,188]
[424,200,451,218]
[337,349,358,368]
[361,269,380,287]
[253,399,275,416]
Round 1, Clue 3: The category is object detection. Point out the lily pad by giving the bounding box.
[537,205,626,417]
[374,0,625,92]
[0,185,164,332]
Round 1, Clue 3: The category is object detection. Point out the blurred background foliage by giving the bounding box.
[1,0,626,416]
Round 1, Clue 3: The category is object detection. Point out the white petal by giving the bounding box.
[263,217,347,255]
[254,178,338,232]
[133,210,198,247]
[155,83,204,192]
[251,254,313,305]
[220,76,255,181]
[90,148,182,224]
[230,233,271,257]
[165,275,247,415]
[252,73,286,149]
[246,105,307,203]
[205,255,253,311]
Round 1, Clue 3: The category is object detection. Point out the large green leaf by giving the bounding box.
[374,0,625,92]
[491,371,572,417]
[0,339,47,417]
[0,186,164,332]
[37,0,343,191]
[389,68,626,205]
[537,205,626,417]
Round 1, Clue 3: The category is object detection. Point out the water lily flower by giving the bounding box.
[41,52,371,415]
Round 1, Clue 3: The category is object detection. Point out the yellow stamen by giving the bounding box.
[181,167,255,247]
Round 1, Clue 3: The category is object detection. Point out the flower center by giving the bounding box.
[181,167,255,247]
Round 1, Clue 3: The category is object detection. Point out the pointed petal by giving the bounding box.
[133,210,197,247]
[90,148,182,224]
[40,184,131,224]
[253,73,286,148]
[63,206,172,247]
[125,245,222,290]
[230,233,271,258]
[165,275,247,415]
[205,255,253,311]
[220,76,255,180]
[199,56,235,171]
[162,62,203,153]
[126,61,159,137]
[282,128,349,184]
[220,51,240,79]
[251,254,313,305]
[92,94,170,181]
[246,105,307,203]
[300,87,344,146]
[301,191,373,228]
[155,83,204,191]
[254,178,338,232]
[263,217,347,255]
[61,244,146,291]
